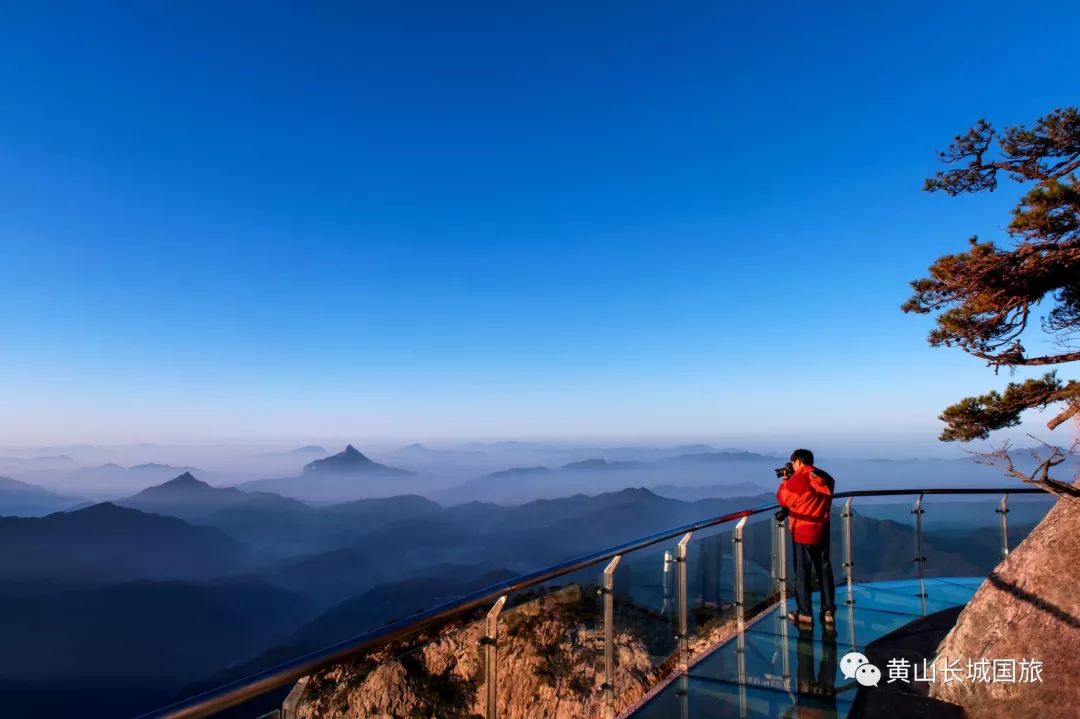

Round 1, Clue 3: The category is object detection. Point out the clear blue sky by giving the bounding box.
[2,1,1077,448]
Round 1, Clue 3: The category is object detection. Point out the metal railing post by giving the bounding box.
[482,595,507,719]
[601,555,621,719]
[997,494,1010,559]
[912,495,927,614]
[732,517,748,719]
[770,519,778,591]
[841,498,854,606]
[676,532,693,673]
[279,676,309,719]
[733,517,747,625]
[779,607,792,694]
[677,673,689,719]
[775,518,787,608]
[662,550,674,617]
[775,516,791,691]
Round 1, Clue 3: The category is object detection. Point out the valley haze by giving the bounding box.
[0,438,1061,510]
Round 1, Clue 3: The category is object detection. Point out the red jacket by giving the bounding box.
[777,465,833,545]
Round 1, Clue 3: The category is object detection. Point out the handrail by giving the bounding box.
[138,486,1046,719]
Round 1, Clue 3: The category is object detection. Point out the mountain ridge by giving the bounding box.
[0,476,79,517]
[0,502,251,583]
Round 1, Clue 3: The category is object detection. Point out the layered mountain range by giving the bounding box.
[0,441,1070,718]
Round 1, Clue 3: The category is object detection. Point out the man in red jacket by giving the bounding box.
[777,448,836,626]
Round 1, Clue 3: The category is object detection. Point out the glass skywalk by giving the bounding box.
[628,578,981,718]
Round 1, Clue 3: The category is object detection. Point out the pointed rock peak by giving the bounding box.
[336,445,373,463]
[563,458,609,470]
[76,501,132,517]
[617,487,659,499]
[301,443,405,475]
[160,472,210,489]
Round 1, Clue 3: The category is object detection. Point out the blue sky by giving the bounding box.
[1,1,1077,449]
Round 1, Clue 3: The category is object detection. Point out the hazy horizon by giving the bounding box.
[4,432,1072,506]
[0,430,1063,461]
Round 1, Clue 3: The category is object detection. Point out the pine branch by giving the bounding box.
[973,438,1080,504]
[1046,401,1080,431]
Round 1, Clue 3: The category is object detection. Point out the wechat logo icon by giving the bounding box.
[841,651,881,686]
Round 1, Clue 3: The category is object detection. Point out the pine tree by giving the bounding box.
[903,108,1080,498]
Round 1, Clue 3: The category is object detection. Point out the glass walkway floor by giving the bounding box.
[626,577,981,719]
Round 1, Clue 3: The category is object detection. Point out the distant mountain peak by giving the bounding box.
[265,445,327,457]
[672,444,718,453]
[130,462,193,471]
[73,501,139,518]
[667,450,773,463]
[482,466,551,480]
[564,458,609,470]
[128,472,218,500]
[613,486,660,499]
[163,472,206,488]
[302,445,411,477]
[0,475,68,499]
[562,458,643,471]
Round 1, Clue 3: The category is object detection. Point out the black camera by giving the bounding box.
[773,463,793,523]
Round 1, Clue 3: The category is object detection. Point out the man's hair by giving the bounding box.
[790,448,814,465]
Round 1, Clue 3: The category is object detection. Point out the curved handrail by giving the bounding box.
[138,486,1046,719]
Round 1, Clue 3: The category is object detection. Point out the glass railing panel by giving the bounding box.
[292,570,613,719]
[497,570,605,718]
[741,511,780,614]
[684,522,738,640]
[292,608,489,718]
[611,541,679,701]
[1005,492,1055,550]
[846,499,921,584]
[919,496,1005,579]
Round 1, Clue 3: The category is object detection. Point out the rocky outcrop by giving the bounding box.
[930,481,1080,718]
[296,584,743,719]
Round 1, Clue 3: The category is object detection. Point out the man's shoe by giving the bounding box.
[788,611,813,625]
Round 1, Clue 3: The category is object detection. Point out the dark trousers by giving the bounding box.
[793,530,836,616]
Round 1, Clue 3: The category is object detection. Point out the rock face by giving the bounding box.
[296,585,681,719]
[931,482,1080,718]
